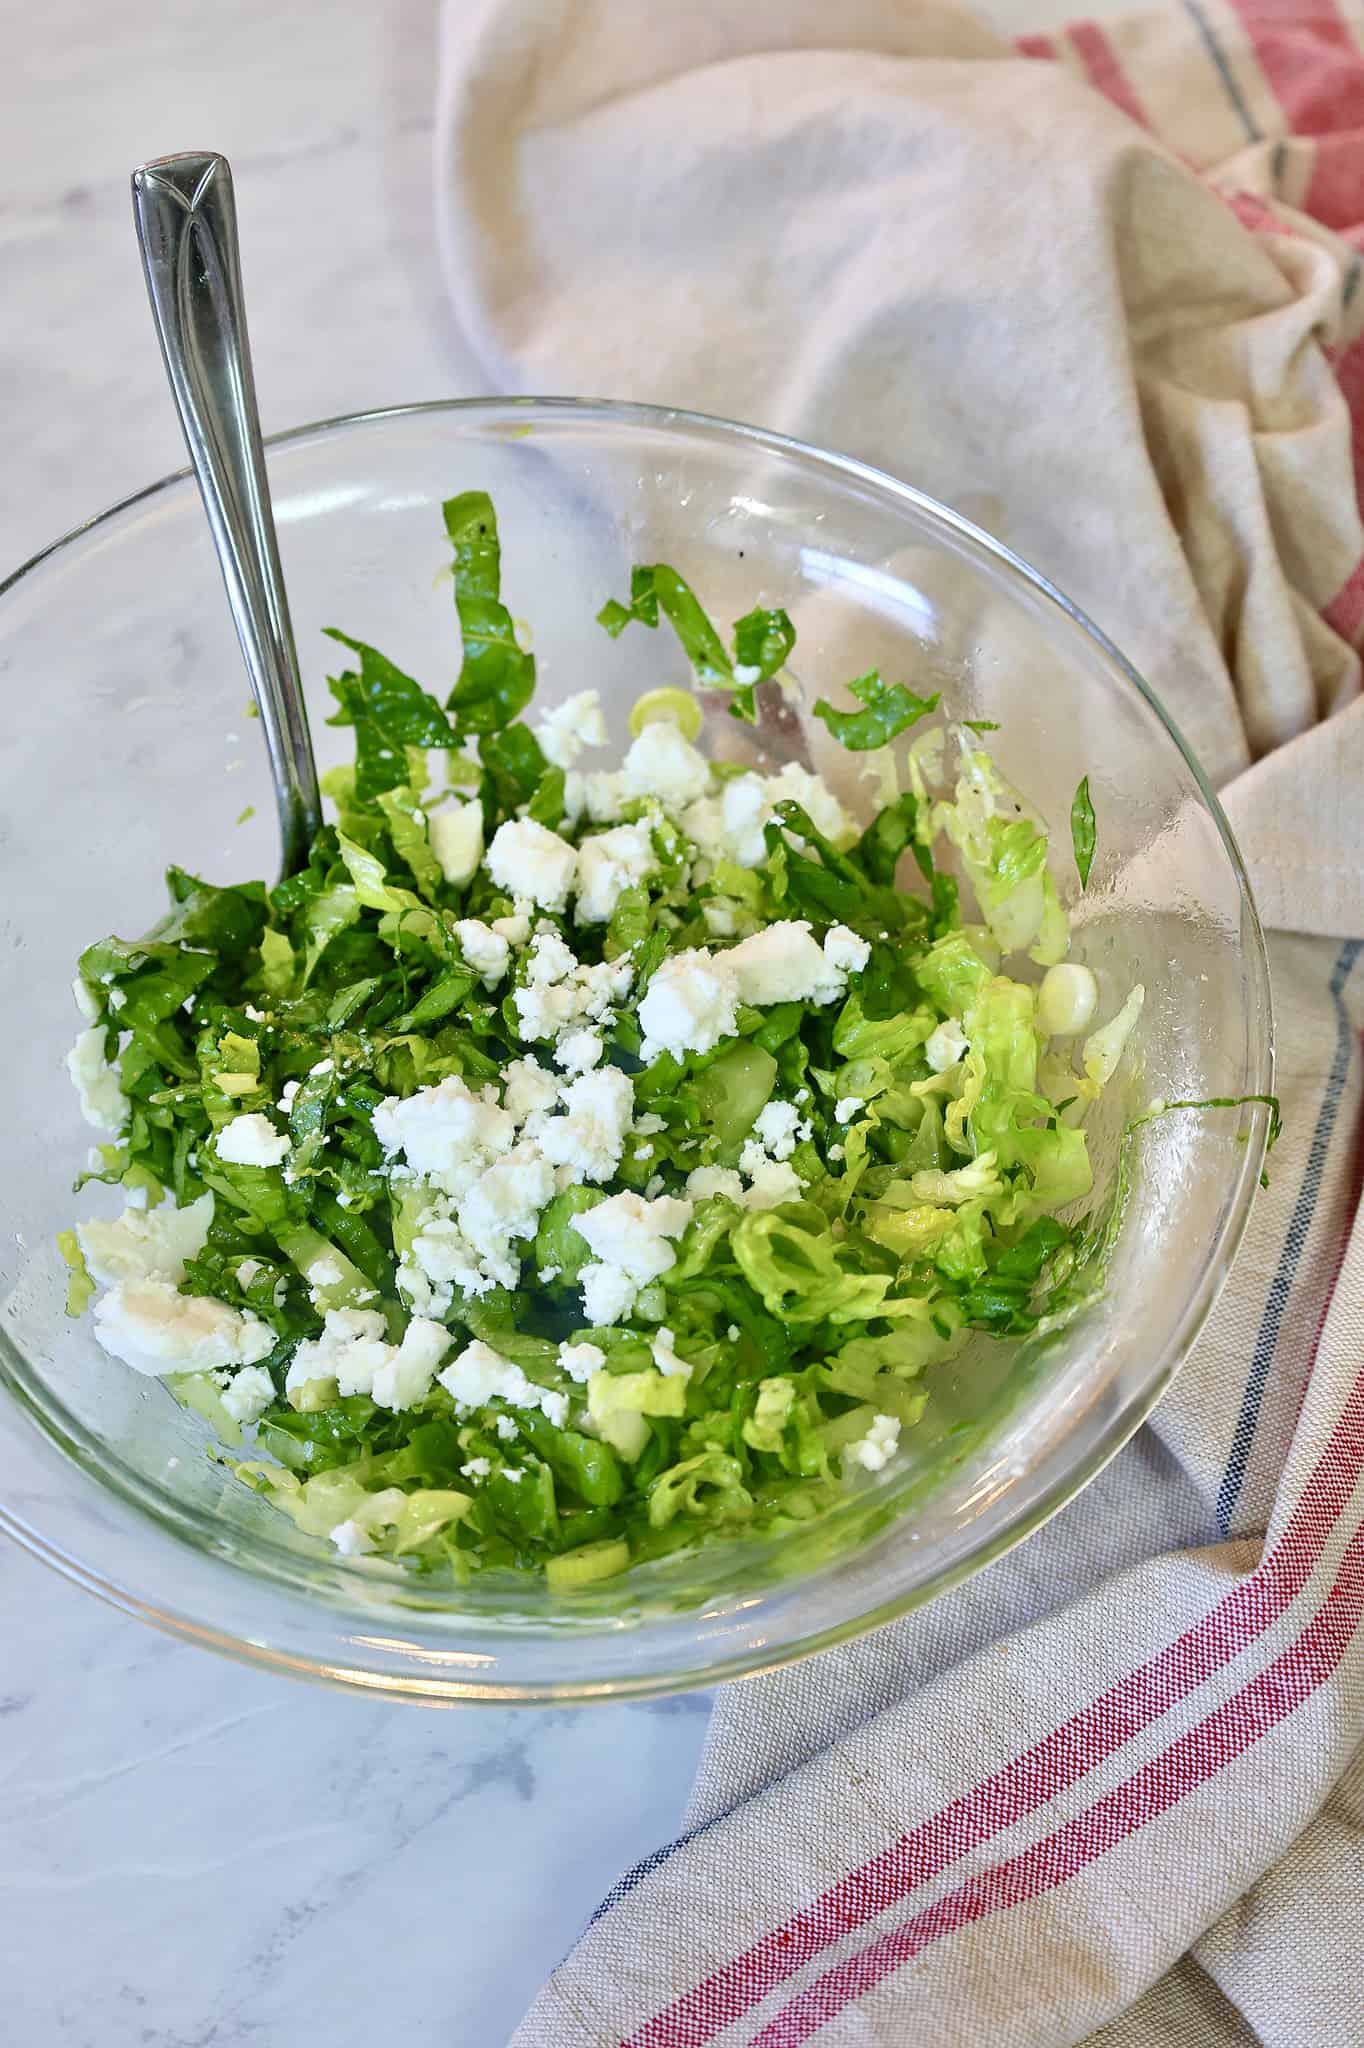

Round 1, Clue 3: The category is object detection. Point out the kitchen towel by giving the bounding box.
[433,3,1364,2041]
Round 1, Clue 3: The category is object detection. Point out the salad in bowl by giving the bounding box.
[59,488,1164,1595]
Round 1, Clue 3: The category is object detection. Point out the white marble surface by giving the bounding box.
[2,7,707,2043]
[2,3,1116,2040]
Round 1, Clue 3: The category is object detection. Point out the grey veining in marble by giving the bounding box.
[2,1538,710,2048]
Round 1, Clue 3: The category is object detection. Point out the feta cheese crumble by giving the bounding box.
[847,1413,901,1473]
[453,919,512,988]
[216,1112,292,1167]
[575,821,658,925]
[94,1280,274,1378]
[572,1190,693,1324]
[438,1339,568,1427]
[78,1192,213,1288]
[222,1366,276,1426]
[535,689,609,769]
[486,818,578,911]
[638,949,739,1062]
[619,720,710,807]
[67,1028,127,1133]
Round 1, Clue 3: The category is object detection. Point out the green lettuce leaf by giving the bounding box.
[444,491,537,736]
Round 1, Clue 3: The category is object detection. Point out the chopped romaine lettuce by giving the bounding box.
[61,488,1259,1592]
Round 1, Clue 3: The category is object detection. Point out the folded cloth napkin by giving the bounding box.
[435,4,1364,2039]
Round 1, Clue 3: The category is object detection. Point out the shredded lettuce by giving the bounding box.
[61,488,1260,1592]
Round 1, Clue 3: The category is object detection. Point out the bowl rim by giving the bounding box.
[0,394,1275,1702]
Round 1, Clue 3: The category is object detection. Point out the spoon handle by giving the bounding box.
[131,152,321,876]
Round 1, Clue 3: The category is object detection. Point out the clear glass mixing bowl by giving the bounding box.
[0,399,1273,1703]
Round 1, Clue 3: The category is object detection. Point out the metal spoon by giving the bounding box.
[131,151,321,876]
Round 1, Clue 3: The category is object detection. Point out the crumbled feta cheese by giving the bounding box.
[494,1413,519,1442]
[486,818,578,912]
[578,1261,639,1326]
[277,1080,300,1113]
[235,1258,264,1290]
[309,1059,334,1078]
[539,1067,635,1182]
[407,1216,493,1305]
[847,1412,901,1473]
[78,1192,213,1287]
[638,948,739,1062]
[726,922,846,1007]
[634,1112,667,1136]
[330,1518,375,1557]
[461,1456,492,1480]
[726,1323,740,1342]
[619,721,711,807]
[502,1056,560,1126]
[453,918,512,988]
[216,1112,292,1167]
[526,929,578,986]
[307,1255,345,1295]
[535,689,609,769]
[286,1308,391,1399]
[575,821,657,924]
[829,1143,846,1162]
[221,1365,275,1426]
[437,1338,567,1425]
[743,1160,803,1210]
[686,1165,745,1203]
[682,774,770,868]
[576,955,634,1022]
[373,1075,515,1197]
[834,1096,865,1125]
[572,1190,693,1281]
[554,1027,603,1074]
[651,1327,692,1378]
[66,1027,127,1133]
[683,766,852,869]
[71,975,98,1022]
[767,763,855,845]
[284,1308,450,1413]
[428,799,484,887]
[563,767,625,825]
[457,1144,556,1279]
[823,924,871,974]
[94,1280,274,1377]
[558,1339,606,1383]
[924,1017,969,1073]
[512,979,579,1045]
[719,774,773,866]
[754,1100,804,1160]
[512,930,585,1042]
[370,1317,452,1411]
[490,906,533,948]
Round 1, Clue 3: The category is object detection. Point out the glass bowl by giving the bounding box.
[0,399,1272,1704]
